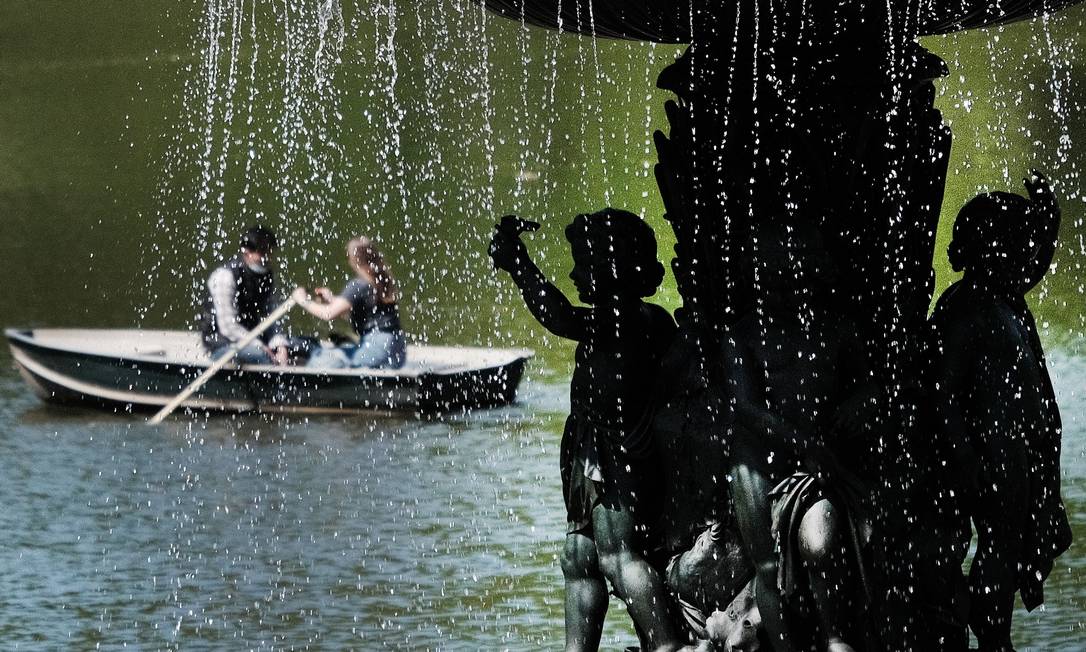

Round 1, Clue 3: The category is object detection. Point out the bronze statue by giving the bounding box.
[930,172,1072,651]
[477,3,1079,649]
[489,210,683,651]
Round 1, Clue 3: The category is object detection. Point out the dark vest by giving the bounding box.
[198,257,276,347]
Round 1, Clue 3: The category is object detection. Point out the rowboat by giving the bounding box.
[5,328,532,415]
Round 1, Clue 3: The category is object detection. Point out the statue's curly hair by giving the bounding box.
[565,208,665,298]
[948,192,1031,273]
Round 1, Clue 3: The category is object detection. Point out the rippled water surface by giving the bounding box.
[0,349,1082,650]
[0,369,578,650]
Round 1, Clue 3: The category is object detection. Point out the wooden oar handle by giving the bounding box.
[149,296,298,424]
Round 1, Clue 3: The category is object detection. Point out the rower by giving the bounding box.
[197,225,290,365]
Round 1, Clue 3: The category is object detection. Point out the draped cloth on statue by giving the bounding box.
[770,473,872,601]
[479,0,1084,41]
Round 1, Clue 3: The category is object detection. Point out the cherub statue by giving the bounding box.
[930,171,1072,651]
[723,219,877,652]
[489,209,683,651]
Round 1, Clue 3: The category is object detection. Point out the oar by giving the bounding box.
[149,296,298,424]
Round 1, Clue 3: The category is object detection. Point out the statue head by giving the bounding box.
[948,192,1033,286]
[704,581,768,651]
[565,208,665,304]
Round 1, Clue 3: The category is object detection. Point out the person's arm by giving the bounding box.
[292,287,352,322]
[512,258,591,340]
[1022,171,1062,293]
[251,293,288,363]
[208,268,251,343]
[262,295,288,352]
[489,228,589,341]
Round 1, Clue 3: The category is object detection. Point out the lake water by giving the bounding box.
[0,350,1082,650]
[1,2,1084,649]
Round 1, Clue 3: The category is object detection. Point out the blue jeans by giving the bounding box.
[211,342,273,365]
[307,331,407,370]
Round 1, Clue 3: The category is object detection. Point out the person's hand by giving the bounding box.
[314,287,334,303]
[291,287,309,304]
[1023,169,1052,204]
[488,217,530,273]
[1024,169,1060,223]
[272,345,289,366]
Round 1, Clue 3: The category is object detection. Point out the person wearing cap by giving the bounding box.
[197,225,290,365]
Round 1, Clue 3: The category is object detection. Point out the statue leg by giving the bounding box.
[562,532,609,652]
[969,437,1028,652]
[798,499,857,652]
[730,455,794,652]
[591,505,684,652]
